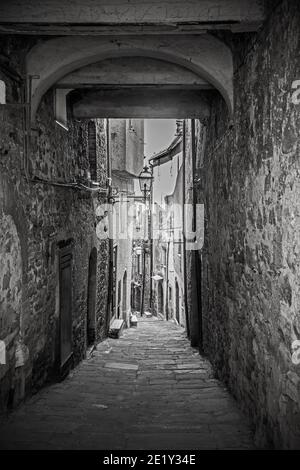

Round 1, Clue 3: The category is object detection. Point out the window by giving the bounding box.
[88,121,97,181]
[178,239,182,255]
[0,80,6,104]
[120,194,127,234]
[137,254,141,274]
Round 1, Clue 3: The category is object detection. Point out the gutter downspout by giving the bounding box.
[149,164,154,315]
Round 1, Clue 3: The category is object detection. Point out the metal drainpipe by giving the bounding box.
[140,186,147,317]
[149,165,154,315]
[165,238,170,321]
[182,120,190,338]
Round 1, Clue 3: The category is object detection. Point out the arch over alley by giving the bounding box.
[26,34,234,120]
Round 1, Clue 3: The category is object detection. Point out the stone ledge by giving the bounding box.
[108,319,125,339]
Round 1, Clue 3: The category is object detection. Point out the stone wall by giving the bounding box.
[0,38,109,412]
[196,0,300,448]
[184,119,204,347]
[110,119,144,178]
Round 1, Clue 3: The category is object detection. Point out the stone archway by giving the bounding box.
[26,34,234,120]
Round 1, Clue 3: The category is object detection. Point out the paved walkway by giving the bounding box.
[0,318,254,450]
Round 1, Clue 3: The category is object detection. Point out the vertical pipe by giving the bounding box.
[182,120,190,337]
[149,165,154,314]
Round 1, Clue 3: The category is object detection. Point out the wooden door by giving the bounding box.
[59,243,73,377]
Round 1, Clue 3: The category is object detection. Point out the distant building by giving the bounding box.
[149,124,186,326]
[110,119,144,327]
[165,166,186,327]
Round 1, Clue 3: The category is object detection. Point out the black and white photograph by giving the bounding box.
[0,0,299,457]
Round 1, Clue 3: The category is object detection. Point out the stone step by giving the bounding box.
[108,319,125,339]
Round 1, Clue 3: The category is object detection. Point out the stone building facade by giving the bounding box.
[109,119,144,327]
[150,134,186,326]
[166,166,186,328]
[193,0,300,448]
[152,201,169,318]
[0,39,109,412]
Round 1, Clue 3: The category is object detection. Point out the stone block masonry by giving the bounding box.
[0,38,109,412]
[194,0,300,449]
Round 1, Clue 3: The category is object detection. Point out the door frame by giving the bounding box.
[87,247,97,346]
[57,240,74,380]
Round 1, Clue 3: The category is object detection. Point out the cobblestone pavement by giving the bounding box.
[0,318,254,450]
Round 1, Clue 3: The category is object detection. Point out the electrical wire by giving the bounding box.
[31,176,108,193]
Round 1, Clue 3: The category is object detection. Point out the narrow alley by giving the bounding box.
[0,0,300,453]
[0,318,253,450]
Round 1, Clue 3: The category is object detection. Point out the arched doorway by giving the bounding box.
[158,281,164,316]
[122,271,127,320]
[135,286,141,311]
[87,247,97,346]
[130,282,135,311]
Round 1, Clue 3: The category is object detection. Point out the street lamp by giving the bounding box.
[138,165,153,195]
[138,165,153,317]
